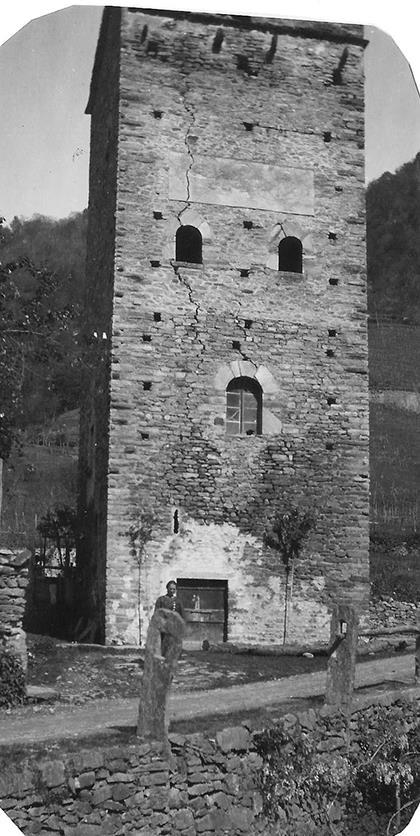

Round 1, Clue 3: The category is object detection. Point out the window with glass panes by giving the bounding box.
[226,377,262,436]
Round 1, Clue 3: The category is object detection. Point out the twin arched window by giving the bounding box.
[278,236,303,273]
[176,225,202,264]
[226,377,262,436]
[175,227,303,273]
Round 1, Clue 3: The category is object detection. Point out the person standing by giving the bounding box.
[154,580,185,658]
[154,580,185,620]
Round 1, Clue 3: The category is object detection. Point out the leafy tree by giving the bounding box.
[0,251,55,456]
[1,211,87,310]
[127,507,155,644]
[0,213,87,457]
[265,507,315,644]
[37,505,78,575]
[351,703,420,834]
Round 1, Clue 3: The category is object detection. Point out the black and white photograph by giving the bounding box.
[0,2,420,834]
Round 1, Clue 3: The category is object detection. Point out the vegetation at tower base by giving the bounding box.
[126,507,155,558]
[265,507,315,645]
[126,507,156,646]
[36,505,78,576]
[0,647,25,707]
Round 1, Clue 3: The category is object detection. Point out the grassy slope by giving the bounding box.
[369,323,420,392]
[369,323,420,533]
[370,403,420,530]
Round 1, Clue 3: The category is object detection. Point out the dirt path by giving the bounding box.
[1,654,416,748]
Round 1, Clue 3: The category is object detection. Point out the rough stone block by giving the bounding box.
[216,726,250,753]
[77,772,96,789]
[171,808,194,830]
[65,826,102,836]
[111,783,134,802]
[92,784,113,806]
[106,772,134,783]
[39,761,66,789]
[187,782,214,797]
[196,808,230,832]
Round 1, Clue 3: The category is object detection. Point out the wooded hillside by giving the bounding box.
[0,212,87,450]
[367,153,420,324]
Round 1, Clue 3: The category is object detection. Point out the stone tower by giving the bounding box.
[79,7,369,646]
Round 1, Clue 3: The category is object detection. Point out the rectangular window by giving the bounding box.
[226,390,241,435]
[226,389,259,435]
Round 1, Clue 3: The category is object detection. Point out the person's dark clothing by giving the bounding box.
[154,594,185,620]
[154,593,185,658]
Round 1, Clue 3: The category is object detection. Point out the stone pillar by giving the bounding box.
[137,609,185,744]
[325,604,358,710]
[0,547,30,672]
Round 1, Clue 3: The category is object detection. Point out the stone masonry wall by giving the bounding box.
[1,695,419,835]
[80,10,369,645]
[0,546,30,671]
[78,8,122,639]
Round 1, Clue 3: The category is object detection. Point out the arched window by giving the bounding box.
[278,236,303,273]
[176,225,202,264]
[226,377,262,436]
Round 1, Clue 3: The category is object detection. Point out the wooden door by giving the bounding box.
[177,579,228,645]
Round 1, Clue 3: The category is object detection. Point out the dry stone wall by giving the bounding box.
[0,728,269,836]
[0,546,29,670]
[80,8,369,645]
[1,695,419,835]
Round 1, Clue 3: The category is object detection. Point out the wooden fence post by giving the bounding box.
[137,609,185,745]
[325,604,358,710]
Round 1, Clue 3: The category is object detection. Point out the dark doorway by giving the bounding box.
[278,236,303,272]
[175,225,202,263]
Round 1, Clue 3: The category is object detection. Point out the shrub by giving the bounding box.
[255,702,420,836]
[0,647,26,707]
[370,545,420,602]
[350,702,420,826]
[255,721,350,834]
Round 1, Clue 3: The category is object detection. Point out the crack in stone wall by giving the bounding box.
[174,266,206,415]
[233,311,257,366]
[178,81,196,215]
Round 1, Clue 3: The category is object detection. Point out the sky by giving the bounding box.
[0,1,419,222]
